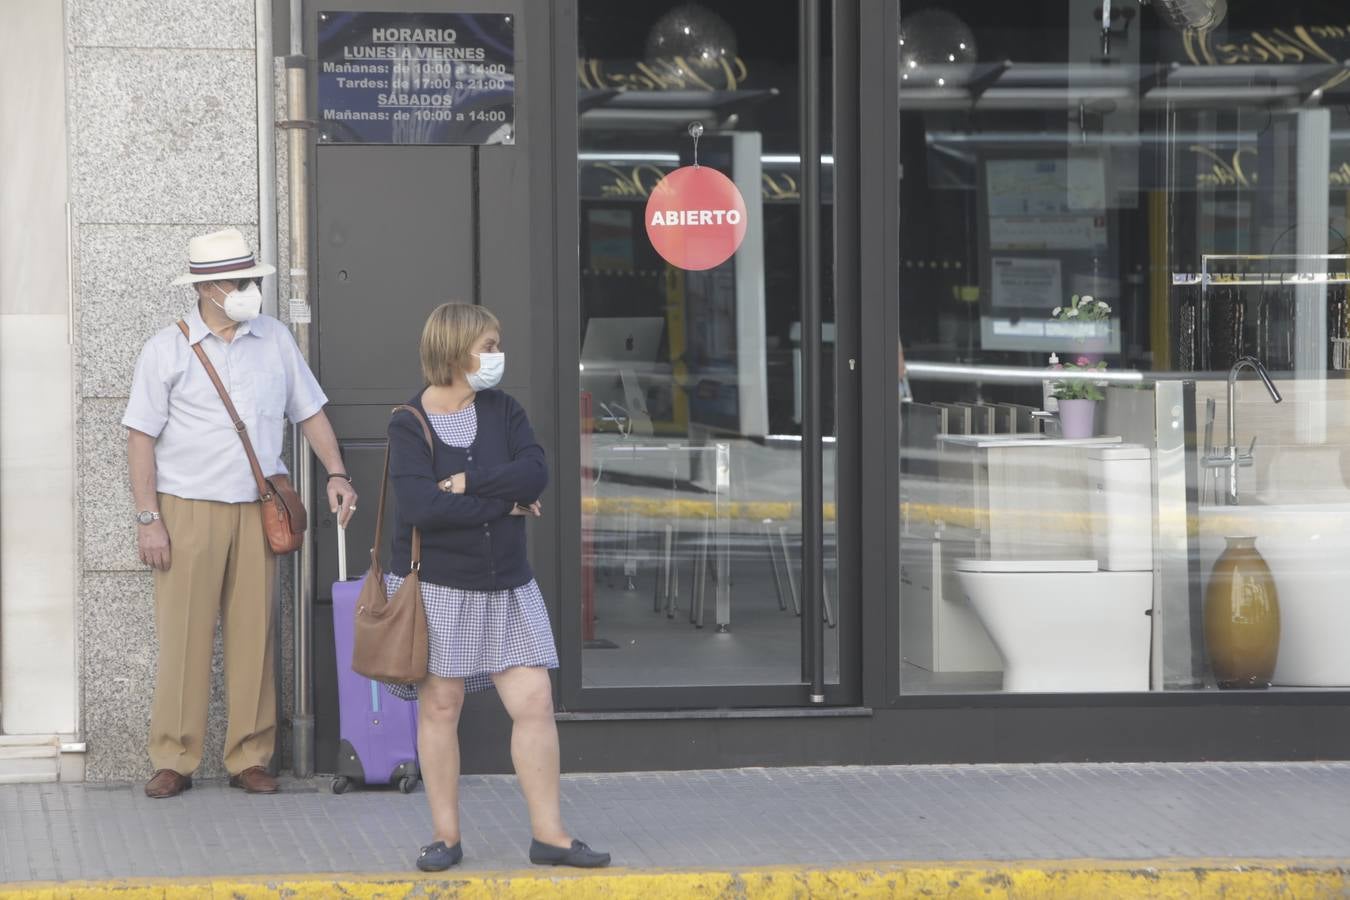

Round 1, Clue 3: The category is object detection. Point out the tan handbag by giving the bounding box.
[178,320,306,555]
[350,405,432,684]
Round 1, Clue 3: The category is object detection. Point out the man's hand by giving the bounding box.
[328,477,359,528]
[138,521,172,571]
[510,500,542,517]
[301,412,359,528]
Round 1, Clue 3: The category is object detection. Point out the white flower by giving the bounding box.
[1051,306,1062,317]
[1098,302,1111,312]
[1065,308,1079,317]
[1081,295,1094,304]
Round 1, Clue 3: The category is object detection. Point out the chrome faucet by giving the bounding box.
[1203,356,1282,506]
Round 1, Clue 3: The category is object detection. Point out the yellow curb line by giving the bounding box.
[4,859,1350,899]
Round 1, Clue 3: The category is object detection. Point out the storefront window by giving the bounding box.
[575,2,840,696]
[896,1,1350,693]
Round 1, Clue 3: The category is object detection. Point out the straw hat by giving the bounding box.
[171,227,276,286]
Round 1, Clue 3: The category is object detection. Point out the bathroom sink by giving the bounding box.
[1198,502,1350,686]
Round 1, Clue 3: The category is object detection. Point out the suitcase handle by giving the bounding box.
[338,523,348,582]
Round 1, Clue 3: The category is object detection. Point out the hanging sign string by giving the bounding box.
[688,121,703,168]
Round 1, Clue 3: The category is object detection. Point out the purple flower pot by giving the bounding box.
[1058,399,1097,439]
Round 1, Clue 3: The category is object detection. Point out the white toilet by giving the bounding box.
[955,445,1154,692]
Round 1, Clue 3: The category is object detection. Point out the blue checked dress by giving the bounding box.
[384,404,558,698]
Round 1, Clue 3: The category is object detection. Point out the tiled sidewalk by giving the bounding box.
[2,762,1349,883]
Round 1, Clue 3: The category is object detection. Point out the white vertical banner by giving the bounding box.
[1295,109,1330,444]
[732,131,769,438]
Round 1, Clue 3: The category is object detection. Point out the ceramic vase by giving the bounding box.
[1057,399,1096,439]
[1204,536,1280,689]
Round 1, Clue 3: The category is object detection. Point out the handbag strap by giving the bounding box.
[176,319,272,499]
[371,404,434,572]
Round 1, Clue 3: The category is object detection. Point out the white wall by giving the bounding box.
[0,0,80,737]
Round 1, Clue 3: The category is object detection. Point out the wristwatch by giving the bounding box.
[135,510,161,526]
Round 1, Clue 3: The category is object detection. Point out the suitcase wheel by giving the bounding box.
[330,775,353,795]
[397,774,420,794]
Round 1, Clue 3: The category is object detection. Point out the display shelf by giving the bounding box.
[1172,253,1350,373]
[1173,273,1350,287]
[895,60,1350,112]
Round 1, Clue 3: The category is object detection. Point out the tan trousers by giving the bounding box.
[149,493,277,776]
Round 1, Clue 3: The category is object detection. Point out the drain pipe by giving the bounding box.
[282,0,317,778]
[255,0,277,320]
[255,0,284,777]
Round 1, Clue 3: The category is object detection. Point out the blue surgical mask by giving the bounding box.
[466,352,505,392]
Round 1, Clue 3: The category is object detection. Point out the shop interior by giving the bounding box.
[569,0,1350,698]
[893,0,1350,695]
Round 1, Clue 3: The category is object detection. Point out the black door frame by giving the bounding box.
[857,0,901,709]
[552,0,866,711]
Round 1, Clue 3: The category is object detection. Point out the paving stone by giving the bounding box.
[3,762,1350,881]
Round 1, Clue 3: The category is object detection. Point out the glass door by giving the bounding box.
[561,0,859,709]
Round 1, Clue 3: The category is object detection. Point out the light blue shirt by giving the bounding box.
[122,308,328,504]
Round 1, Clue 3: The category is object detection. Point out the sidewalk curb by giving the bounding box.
[4,859,1349,899]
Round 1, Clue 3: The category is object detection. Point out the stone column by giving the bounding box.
[67,0,263,781]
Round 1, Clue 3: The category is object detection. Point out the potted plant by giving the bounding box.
[1050,294,1112,361]
[1053,357,1106,439]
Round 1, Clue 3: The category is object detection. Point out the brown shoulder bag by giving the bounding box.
[350,405,432,684]
[177,320,306,555]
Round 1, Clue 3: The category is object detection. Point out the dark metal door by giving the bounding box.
[312,145,476,590]
[304,0,554,774]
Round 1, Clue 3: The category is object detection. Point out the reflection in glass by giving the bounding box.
[644,4,738,69]
[896,0,1350,694]
[898,8,977,88]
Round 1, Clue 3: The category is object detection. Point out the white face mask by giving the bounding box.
[466,351,505,392]
[210,281,262,323]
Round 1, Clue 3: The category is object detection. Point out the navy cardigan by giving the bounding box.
[387,389,548,590]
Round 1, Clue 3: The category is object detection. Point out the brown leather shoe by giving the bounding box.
[145,769,192,799]
[229,766,279,794]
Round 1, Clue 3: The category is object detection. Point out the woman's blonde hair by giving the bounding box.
[420,302,501,386]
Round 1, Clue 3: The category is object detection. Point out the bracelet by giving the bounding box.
[327,473,353,483]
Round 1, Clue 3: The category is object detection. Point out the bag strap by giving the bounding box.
[371,404,435,572]
[177,320,272,499]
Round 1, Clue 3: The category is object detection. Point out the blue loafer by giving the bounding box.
[529,838,611,868]
[416,840,463,872]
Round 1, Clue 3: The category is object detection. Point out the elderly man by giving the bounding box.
[124,228,356,798]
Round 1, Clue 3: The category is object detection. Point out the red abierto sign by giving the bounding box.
[644,165,748,271]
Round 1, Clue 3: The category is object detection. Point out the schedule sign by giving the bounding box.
[317,11,515,146]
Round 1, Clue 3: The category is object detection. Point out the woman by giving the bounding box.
[385,303,610,871]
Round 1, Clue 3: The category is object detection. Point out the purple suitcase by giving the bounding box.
[330,525,420,794]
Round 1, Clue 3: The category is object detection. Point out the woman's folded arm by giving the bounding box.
[388,413,512,528]
[464,398,549,502]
